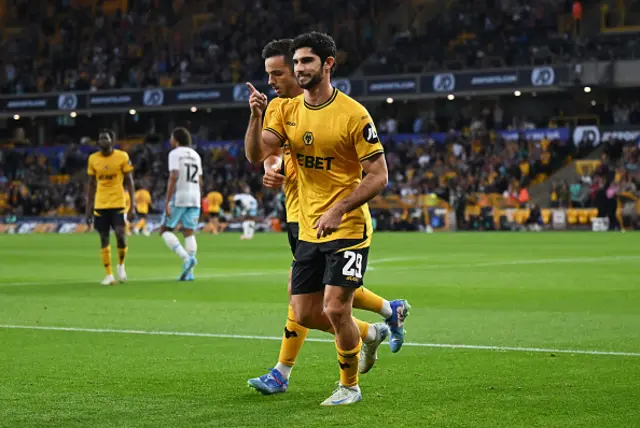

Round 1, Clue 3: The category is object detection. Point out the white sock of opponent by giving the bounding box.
[242,220,250,237]
[161,231,189,262]
[247,220,256,239]
[184,235,197,258]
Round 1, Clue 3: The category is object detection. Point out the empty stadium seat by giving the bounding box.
[578,209,589,224]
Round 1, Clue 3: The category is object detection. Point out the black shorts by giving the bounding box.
[209,211,223,220]
[291,239,370,295]
[287,222,299,257]
[94,208,126,233]
[136,210,148,218]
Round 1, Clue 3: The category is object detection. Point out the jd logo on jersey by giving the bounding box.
[303,131,314,145]
[363,123,379,144]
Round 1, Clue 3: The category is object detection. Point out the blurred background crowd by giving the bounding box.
[0,0,639,230]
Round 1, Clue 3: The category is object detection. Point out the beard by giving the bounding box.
[98,142,113,152]
[297,72,322,90]
[97,138,113,151]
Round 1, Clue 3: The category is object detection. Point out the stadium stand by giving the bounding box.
[0,0,639,231]
[5,0,640,91]
[360,0,640,75]
[0,0,381,94]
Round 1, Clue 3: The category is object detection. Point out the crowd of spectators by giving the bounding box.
[551,139,639,207]
[0,0,382,95]
[4,0,640,94]
[0,121,573,219]
[365,0,565,75]
[548,138,639,229]
[383,128,570,205]
[362,0,640,75]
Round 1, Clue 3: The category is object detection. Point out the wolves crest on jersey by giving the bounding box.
[303,131,314,145]
[263,88,384,244]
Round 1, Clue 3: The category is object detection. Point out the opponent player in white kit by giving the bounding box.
[160,127,203,281]
[234,184,258,240]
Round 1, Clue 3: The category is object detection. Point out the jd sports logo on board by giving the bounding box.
[531,67,555,86]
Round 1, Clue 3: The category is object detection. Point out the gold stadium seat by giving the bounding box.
[541,209,552,224]
[493,208,505,229]
[513,209,530,224]
[575,160,601,176]
[578,209,589,224]
[567,209,578,224]
[465,206,481,220]
[588,209,599,222]
[49,175,70,185]
[513,209,523,224]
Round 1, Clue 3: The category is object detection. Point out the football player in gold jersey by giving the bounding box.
[124,190,132,236]
[133,183,153,236]
[245,35,409,405]
[205,186,225,234]
[86,130,136,285]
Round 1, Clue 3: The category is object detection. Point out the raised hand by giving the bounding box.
[247,82,267,117]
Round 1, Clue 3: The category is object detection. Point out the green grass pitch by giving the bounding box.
[1,232,639,428]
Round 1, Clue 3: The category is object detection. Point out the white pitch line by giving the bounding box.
[470,255,640,268]
[0,271,288,288]
[1,324,639,358]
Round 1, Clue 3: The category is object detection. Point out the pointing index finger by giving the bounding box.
[246,82,257,93]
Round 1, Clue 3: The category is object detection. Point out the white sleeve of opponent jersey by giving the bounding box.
[248,195,258,210]
[168,149,179,172]
[234,194,256,210]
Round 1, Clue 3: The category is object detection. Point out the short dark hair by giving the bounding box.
[291,32,337,71]
[98,128,116,142]
[261,39,294,67]
[172,127,192,147]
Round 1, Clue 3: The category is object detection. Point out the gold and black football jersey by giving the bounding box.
[87,149,133,209]
[264,88,384,244]
[264,97,300,223]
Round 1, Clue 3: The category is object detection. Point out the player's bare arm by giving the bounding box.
[124,171,136,221]
[263,154,285,188]
[314,153,388,238]
[244,82,281,163]
[165,170,179,217]
[86,175,97,226]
